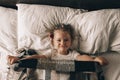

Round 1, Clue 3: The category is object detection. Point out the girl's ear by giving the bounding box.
[48,32,54,39]
[48,32,54,46]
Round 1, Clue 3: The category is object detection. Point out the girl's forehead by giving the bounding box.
[54,30,69,35]
[54,30,71,38]
[54,29,67,33]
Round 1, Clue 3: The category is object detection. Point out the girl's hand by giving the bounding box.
[94,56,108,65]
[7,55,20,65]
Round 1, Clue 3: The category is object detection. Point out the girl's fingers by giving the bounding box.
[7,55,18,64]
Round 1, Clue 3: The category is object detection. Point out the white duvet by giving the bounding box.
[75,9,120,53]
[0,6,17,80]
[0,3,120,80]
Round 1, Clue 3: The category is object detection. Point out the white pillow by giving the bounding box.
[0,6,17,80]
[17,4,87,52]
[75,9,120,53]
[17,3,120,54]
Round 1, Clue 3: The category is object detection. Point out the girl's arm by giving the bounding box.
[22,54,47,60]
[94,56,108,65]
[76,55,94,61]
[8,54,47,64]
[76,55,108,65]
[8,55,20,64]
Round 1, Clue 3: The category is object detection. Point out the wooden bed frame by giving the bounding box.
[0,0,120,10]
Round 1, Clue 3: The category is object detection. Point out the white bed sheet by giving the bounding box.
[0,6,17,80]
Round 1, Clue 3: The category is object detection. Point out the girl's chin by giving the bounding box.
[59,49,67,53]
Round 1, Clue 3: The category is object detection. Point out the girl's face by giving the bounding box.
[53,30,72,55]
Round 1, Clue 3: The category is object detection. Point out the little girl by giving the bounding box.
[8,24,108,80]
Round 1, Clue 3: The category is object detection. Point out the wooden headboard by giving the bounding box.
[0,0,17,9]
[0,0,120,10]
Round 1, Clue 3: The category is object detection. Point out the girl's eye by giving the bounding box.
[64,39,69,41]
[57,40,61,42]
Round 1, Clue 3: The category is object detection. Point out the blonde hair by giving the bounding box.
[49,24,75,42]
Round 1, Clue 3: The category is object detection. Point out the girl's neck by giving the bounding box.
[58,50,69,55]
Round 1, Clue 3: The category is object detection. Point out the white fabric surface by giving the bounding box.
[101,52,120,80]
[0,3,120,80]
[17,4,87,52]
[0,6,17,80]
[17,4,120,80]
[17,4,120,54]
[75,9,120,53]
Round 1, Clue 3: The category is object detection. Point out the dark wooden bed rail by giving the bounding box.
[0,0,120,10]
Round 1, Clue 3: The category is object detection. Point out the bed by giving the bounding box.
[0,0,120,80]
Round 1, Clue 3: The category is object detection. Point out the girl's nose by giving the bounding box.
[61,40,65,45]
[61,41,64,44]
